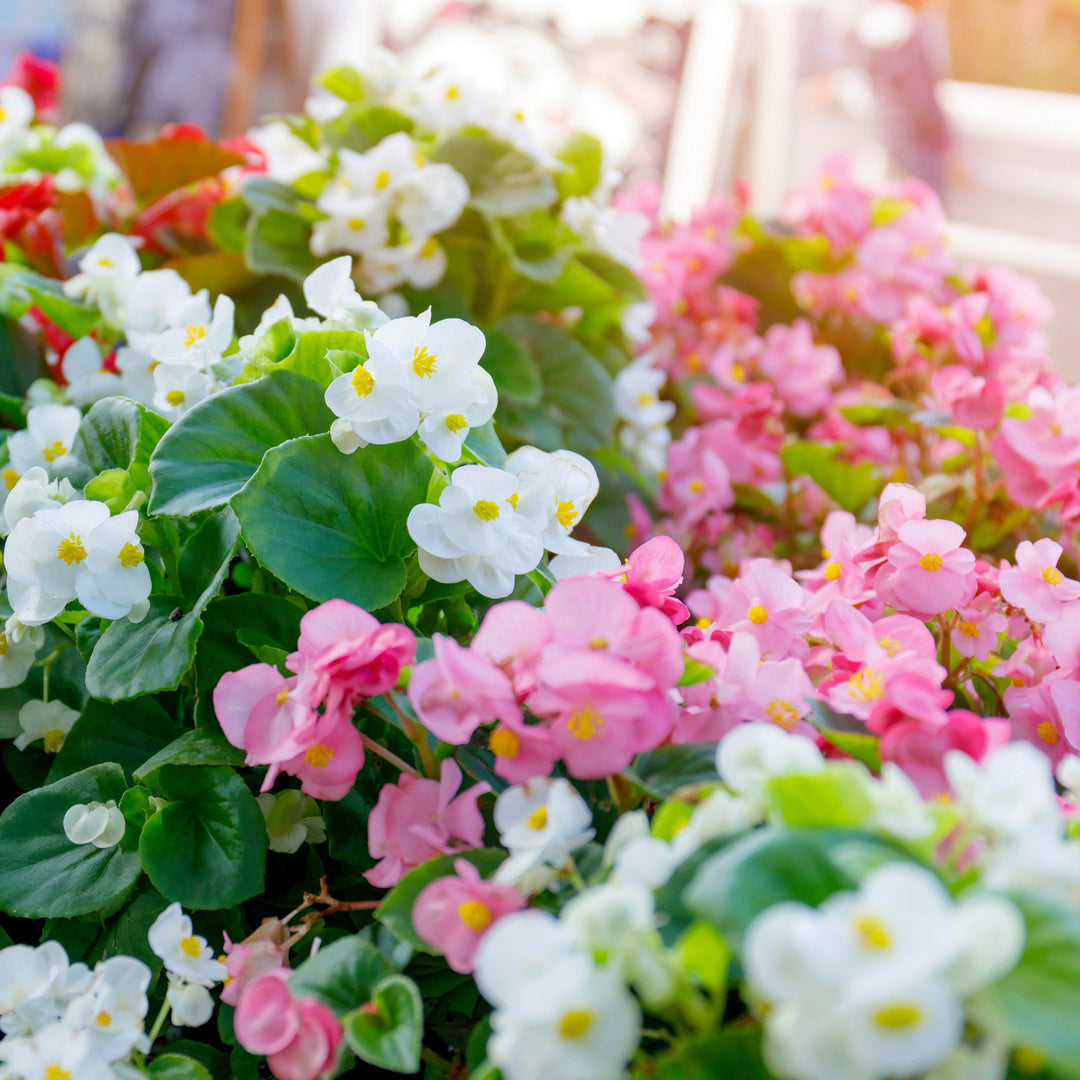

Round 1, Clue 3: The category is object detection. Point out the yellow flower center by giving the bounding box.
[412,345,437,377]
[527,805,548,830]
[689,480,704,493]
[43,729,65,754]
[588,637,608,650]
[117,542,144,568]
[958,620,979,639]
[489,728,520,759]
[695,617,711,629]
[374,169,391,190]
[44,1068,71,1080]
[458,900,492,931]
[820,174,835,190]
[165,390,186,407]
[347,217,366,231]
[42,440,67,463]
[848,668,885,703]
[446,85,459,100]
[421,237,439,259]
[275,689,289,706]
[304,744,334,769]
[180,935,203,959]
[824,562,842,581]
[507,491,519,509]
[95,1010,112,1027]
[183,324,207,349]
[351,364,374,398]
[1037,720,1059,745]
[445,413,468,433]
[877,636,900,656]
[559,1009,594,1040]
[911,244,927,259]
[56,533,87,566]
[1043,566,1064,586]
[918,552,943,572]
[0,632,6,656]
[854,915,891,951]
[766,700,799,731]
[567,704,603,741]
[730,362,746,382]
[874,1004,922,1029]
[473,499,500,521]
[747,605,768,625]
[2,468,18,490]
[555,499,577,530]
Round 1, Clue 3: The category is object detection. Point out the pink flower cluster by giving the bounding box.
[406,538,689,783]
[214,599,415,801]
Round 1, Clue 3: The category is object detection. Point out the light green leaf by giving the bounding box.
[779,442,881,514]
[343,974,423,1074]
[432,133,557,217]
[147,1054,213,1080]
[70,396,170,490]
[766,765,875,829]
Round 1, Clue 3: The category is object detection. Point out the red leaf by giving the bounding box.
[106,135,248,206]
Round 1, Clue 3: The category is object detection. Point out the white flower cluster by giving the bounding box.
[324,288,495,462]
[4,499,151,625]
[744,862,1023,1080]
[613,353,673,476]
[0,903,224,1078]
[407,446,600,598]
[0,86,119,198]
[475,908,641,1080]
[309,132,468,293]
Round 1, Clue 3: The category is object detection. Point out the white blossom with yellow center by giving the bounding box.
[16,699,79,755]
[504,446,600,555]
[147,903,226,986]
[6,404,83,478]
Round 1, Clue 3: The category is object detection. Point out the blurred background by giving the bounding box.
[4,0,1080,361]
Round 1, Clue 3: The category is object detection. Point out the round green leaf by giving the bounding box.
[290,936,391,1018]
[69,396,169,489]
[0,763,142,918]
[149,371,334,517]
[231,434,432,611]
[626,743,720,801]
[147,1054,213,1080]
[344,974,423,1074]
[139,765,267,910]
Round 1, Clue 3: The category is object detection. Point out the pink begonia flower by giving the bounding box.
[999,538,1080,624]
[289,599,415,717]
[471,600,551,699]
[674,639,741,743]
[613,535,690,624]
[657,423,735,527]
[718,558,811,660]
[893,294,988,370]
[214,663,309,762]
[876,482,926,544]
[864,672,953,734]
[781,153,872,251]
[279,715,365,801]
[930,366,1005,431]
[886,519,977,615]
[233,971,343,1080]
[967,264,1053,353]
[951,594,1007,662]
[412,859,526,973]
[754,319,842,418]
[823,599,939,673]
[365,760,488,888]
[1044,601,1080,676]
[798,511,876,608]
[882,711,1008,796]
[408,634,521,744]
[528,652,666,779]
[221,922,290,1007]
[993,635,1059,688]
[1004,682,1078,763]
[487,713,561,784]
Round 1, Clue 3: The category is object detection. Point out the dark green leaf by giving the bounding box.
[633,1028,775,1080]
[70,396,170,490]
[626,743,719,800]
[135,727,245,781]
[478,324,541,405]
[147,1053,214,1080]
[290,935,392,1017]
[343,974,423,1074]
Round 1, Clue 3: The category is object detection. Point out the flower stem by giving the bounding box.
[386,695,439,778]
[146,996,170,1046]
[358,731,420,778]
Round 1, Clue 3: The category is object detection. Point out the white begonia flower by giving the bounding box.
[980,829,1080,900]
[62,233,142,325]
[600,809,649,868]
[302,256,388,327]
[614,358,675,426]
[6,404,83,477]
[0,619,41,689]
[325,133,419,204]
[64,955,150,1061]
[53,122,121,194]
[393,162,469,237]
[611,835,681,891]
[165,974,215,1027]
[0,86,35,148]
[550,544,622,580]
[715,723,825,804]
[310,196,390,259]
[416,366,498,463]
[247,119,327,184]
[148,904,226,985]
[0,1021,115,1080]
[151,362,217,419]
[4,501,150,625]
[619,421,671,476]
[868,763,935,840]
[921,1034,1012,1080]
[945,893,1025,996]
[2,467,78,536]
[943,742,1059,839]
[16,700,79,754]
[0,941,91,1037]
[63,801,126,849]
[325,351,418,452]
[409,464,545,599]
[561,197,649,268]
[671,787,761,858]
[1057,753,1080,805]
[119,267,193,352]
[114,347,158,407]
[486,953,641,1080]
[409,69,492,134]
[58,337,122,407]
[504,447,600,555]
[475,909,573,1010]
[256,790,327,854]
[150,292,234,369]
[493,777,594,888]
[356,237,448,294]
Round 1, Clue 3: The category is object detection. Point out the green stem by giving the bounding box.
[358,731,419,778]
[146,995,171,1046]
[387,695,439,778]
